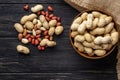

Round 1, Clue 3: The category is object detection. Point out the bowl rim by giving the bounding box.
[69,10,119,59]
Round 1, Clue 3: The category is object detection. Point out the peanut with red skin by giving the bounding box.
[45,35,49,39]
[24,4,29,11]
[52,16,57,20]
[23,29,27,37]
[37,38,42,42]
[46,17,50,21]
[44,30,48,35]
[56,22,61,26]
[25,34,31,39]
[36,34,41,38]
[28,37,32,42]
[18,33,23,41]
[31,35,35,39]
[41,46,45,50]
[45,11,49,17]
[37,45,42,50]
[48,6,53,12]
[36,30,41,34]
[35,39,39,45]
[32,39,35,45]
[49,14,54,18]
[37,11,41,15]
[41,11,45,16]
[57,17,61,22]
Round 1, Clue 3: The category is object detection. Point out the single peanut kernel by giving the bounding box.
[41,11,45,16]
[36,30,42,34]
[25,34,31,39]
[28,37,32,42]
[49,14,54,18]
[37,11,41,15]
[18,33,23,41]
[24,4,29,11]
[44,30,48,35]
[45,35,49,39]
[32,39,35,45]
[48,6,53,12]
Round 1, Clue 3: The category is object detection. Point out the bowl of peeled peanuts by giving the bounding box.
[70,10,119,59]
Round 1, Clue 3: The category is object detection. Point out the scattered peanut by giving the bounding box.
[14,4,64,54]
[17,45,30,54]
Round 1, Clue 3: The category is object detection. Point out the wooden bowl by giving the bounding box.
[69,10,119,59]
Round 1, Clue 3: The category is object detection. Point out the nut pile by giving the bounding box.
[70,11,119,57]
[14,4,64,54]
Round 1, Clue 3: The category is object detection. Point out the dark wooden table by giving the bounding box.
[0,0,118,80]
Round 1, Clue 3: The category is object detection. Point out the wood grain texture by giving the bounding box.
[0,0,118,80]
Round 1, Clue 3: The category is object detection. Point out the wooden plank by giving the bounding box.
[0,0,64,3]
[0,38,117,73]
[0,73,117,80]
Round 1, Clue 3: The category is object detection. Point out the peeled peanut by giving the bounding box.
[94,50,106,56]
[40,39,48,46]
[48,27,55,36]
[47,41,56,47]
[81,12,88,20]
[14,23,23,33]
[55,26,64,35]
[71,23,79,31]
[74,35,85,42]
[71,31,79,38]
[105,22,114,34]
[21,38,29,44]
[39,15,46,23]
[74,42,84,52]
[49,20,57,27]
[31,5,43,13]
[73,17,82,24]
[17,45,30,54]
[84,33,93,42]
[43,21,49,29]
[25,21,34,30]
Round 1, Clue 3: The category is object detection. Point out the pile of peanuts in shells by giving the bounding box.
[14,4,64,54]
[70,11,119,57]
